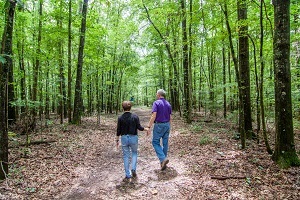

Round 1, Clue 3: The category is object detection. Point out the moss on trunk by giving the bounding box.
[273,151,300,169]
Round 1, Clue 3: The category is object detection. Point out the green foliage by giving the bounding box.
[20,147,31,157]
[191,124,202,132]
[0,0,298,164]
[0,55,6,64]
[245,177,251,185]
[8,131,17,138]
[7,164,25,185]
[226,110,239,124]
[199,135,212,145]
[10,99,43,110]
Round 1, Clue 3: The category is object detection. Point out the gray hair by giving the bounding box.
[157,89,166,97]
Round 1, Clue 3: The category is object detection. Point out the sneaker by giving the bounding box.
[122,177,132,183]
[131,170,137,178]
[161,159,169,171]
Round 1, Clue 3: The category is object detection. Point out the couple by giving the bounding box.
[116,89,172,182]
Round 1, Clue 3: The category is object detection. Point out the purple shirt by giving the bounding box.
[152,98,172,122]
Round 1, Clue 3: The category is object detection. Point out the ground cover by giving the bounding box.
[0,107,299,199]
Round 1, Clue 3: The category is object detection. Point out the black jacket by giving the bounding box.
[117,112,144,136]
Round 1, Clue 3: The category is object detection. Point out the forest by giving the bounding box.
[0,0,300,199]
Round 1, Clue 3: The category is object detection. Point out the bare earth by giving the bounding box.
[0,107,299,199]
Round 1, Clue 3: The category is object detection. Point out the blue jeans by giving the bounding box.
[152,122,170,163]
[121,135,138,178]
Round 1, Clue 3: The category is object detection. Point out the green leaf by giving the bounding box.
[0,55,6,64]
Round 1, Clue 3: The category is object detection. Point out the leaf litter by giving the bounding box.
[0,107,299,199]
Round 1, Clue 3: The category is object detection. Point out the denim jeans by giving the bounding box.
[152,122,170,163]
[121,134,138,178]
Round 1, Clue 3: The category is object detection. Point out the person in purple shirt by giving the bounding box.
[147,89,172,170]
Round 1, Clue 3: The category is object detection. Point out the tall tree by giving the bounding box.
[31,0,43,130]
[15,9,26,114]
[7,13,16,125]
[142,0,180,112]
[272,0,300,168]
[57,0,67,124]
[5,0,16,125]
[222,42,227,118]
[0,0,16,180]
[72,0,89,124]
[221,2,241,133]
[181,0,192,123]
[237,0,253,147]
[67,0,72,123]
[259,0,272,154]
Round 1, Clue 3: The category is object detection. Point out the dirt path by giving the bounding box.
[1,107,299,199]
[57,107,196,199]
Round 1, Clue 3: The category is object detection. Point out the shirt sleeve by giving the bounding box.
[152,101,158,113]
[117,117,121,136]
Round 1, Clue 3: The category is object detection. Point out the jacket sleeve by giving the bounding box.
[135,115,144,131]
[117,117,122,136]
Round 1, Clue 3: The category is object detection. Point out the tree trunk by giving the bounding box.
[259,0,272,154]
[58,7,65,124]
[189,0,194,111]
[228,51,234,111]
[101,71,105,112]
[96,67,100,124]
[31,0,43,130]
[73,0,89,124]
[248,36,260,140]
[222,43,227,118]
[237,0,253,145]
[16,17,26,114]
[67,0,72,123]
[198,47,203,111]
[45,64,50,122]
[272,0,300,168]
[5,0,16,125]
[222,2,242,139]
[171,33,180,113]
[158,47,166,89]
[7,55,15,125]
[87,74,92,116]
[208,48,216,116]
[181,0,192,123]
[0,0,17,180]
[107,61,116,114]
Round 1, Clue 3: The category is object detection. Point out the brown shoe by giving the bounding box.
[123,177,132,183]
[161,159,169,171]
[131,170,137,178]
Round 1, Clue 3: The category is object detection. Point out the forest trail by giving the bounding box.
[57,107,197,199]
[1,107,299,199]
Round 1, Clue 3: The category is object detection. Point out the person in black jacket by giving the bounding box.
[116,101,148,182]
